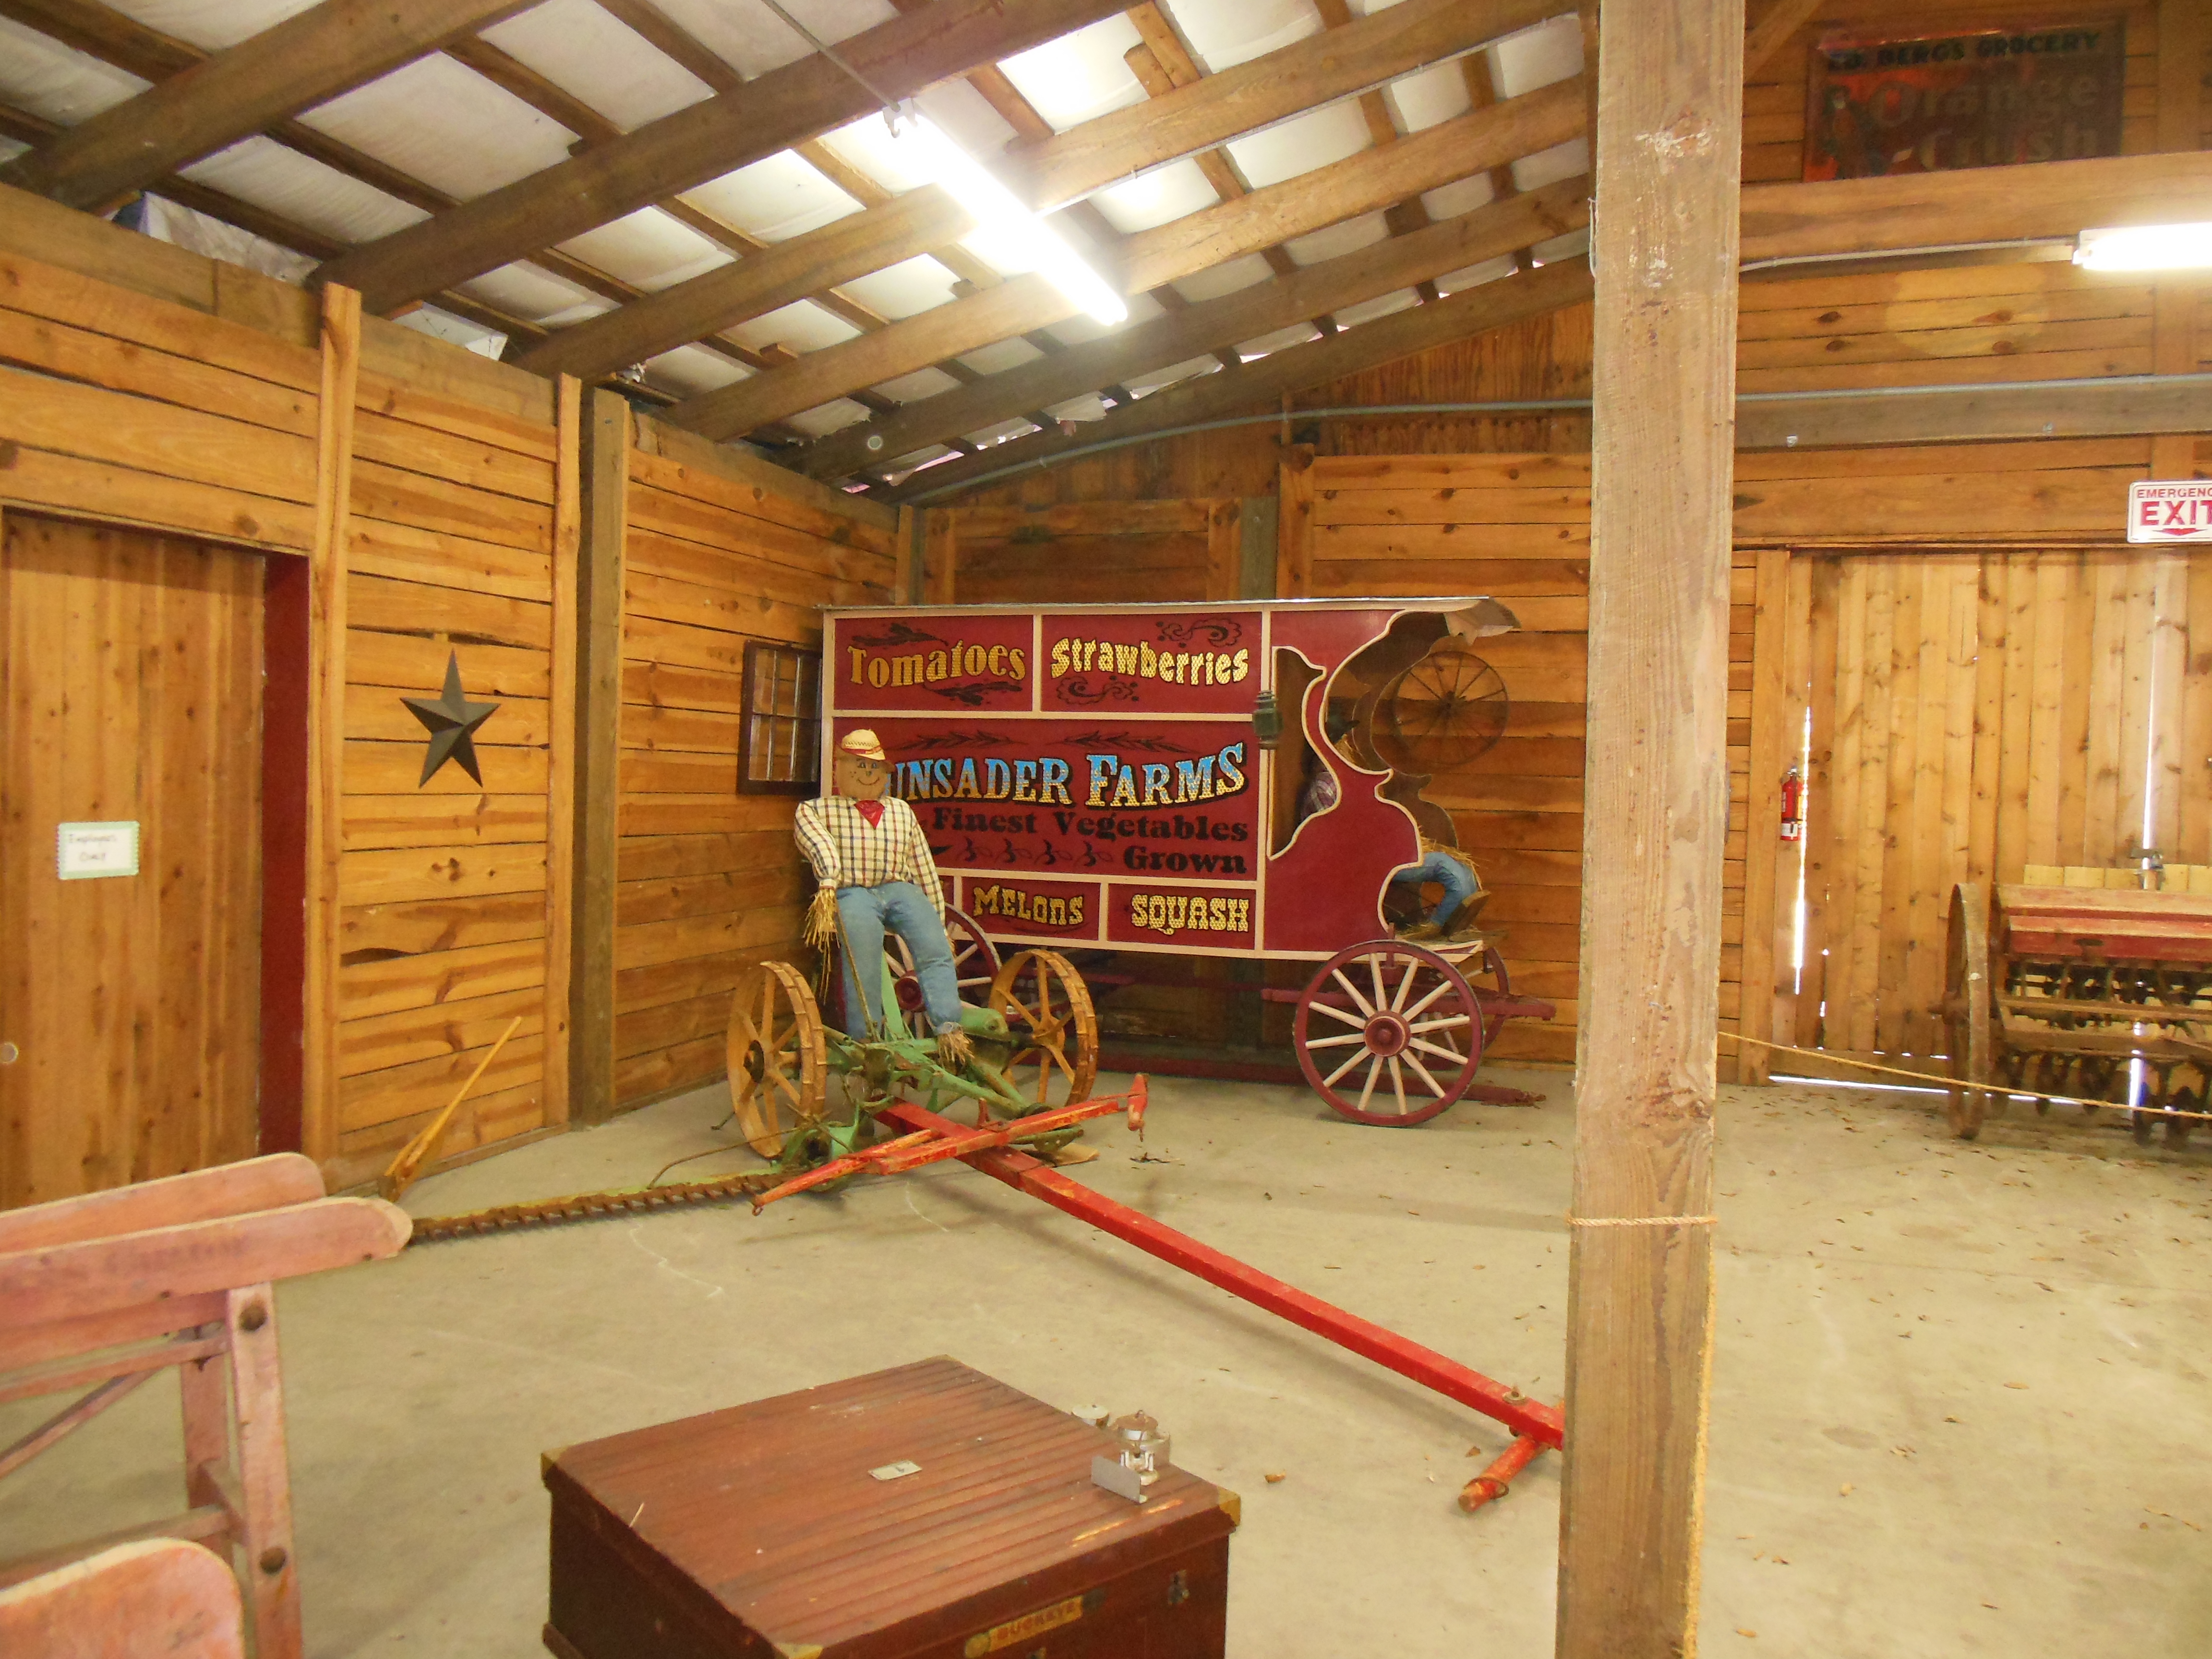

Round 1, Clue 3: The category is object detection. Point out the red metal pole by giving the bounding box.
[881,1099,1563,1448]
[1458,1433,1546,1513]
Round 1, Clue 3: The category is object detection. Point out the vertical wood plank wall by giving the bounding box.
[610,421,898,1109]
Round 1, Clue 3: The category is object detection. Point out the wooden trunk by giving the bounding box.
[542,1357,1238,1659]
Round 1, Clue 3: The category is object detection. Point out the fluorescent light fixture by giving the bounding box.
[2073,221,2212,272]
[886,108,1127,326]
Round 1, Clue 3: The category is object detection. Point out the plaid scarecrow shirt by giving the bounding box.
[794,793,945,918]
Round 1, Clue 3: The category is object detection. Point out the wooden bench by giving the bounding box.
[0,1154,410,1659]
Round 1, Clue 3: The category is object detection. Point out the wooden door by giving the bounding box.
[0,513,265,1207]
[1789,546,2203,1066]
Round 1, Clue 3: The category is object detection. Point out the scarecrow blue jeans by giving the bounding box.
[836,881,962,1038]
[1392,850,1478,927]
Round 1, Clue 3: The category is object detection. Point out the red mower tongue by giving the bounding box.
[854,799,885,828]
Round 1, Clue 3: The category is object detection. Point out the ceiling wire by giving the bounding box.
[754,0,904,114]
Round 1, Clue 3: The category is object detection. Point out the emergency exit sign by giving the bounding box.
[2128,481,2212,543]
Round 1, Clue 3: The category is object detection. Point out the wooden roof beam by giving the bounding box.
[315,0,1138,314]
[881,259,1595,500]
[0,0,535,211]
[664,73,1587,439]
[799,177,1589,480]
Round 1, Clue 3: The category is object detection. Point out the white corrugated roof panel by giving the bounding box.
[1226,101,1370,190]
[995,14,1146,133]
[1171,0,1321,74]
[649,0,895,80]
[1173,252,1273,304]
[0,16,144,124]
[1492,13,1584,94]
[1434,254,1516,295]
[837,254,960,322]
[1387,58,1475,132]
[1528,226,1589,266]
[1332,288,1419,328]
[870,365,964,403]
[1089,158,1218,234]
[179,135,425,244]
[643,342,749,395]
[1044,392,1108,422]
[1512,136,1590,192]
[1128,353,1220,394]
[681,152,861,243]
[956,337,1047,376]
[725,299,862,355]
[785,396,873,437]
[1233,321,1321,360]
[106,0,318,53]
[1285,211,1389,268]
[301,53,576,201]
[462,261,611,326]
[557,206,730,291]
[483,0,716,131]
[1420,175,1497,221]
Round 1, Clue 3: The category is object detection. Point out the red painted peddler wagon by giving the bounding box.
[818,598,1557,1126]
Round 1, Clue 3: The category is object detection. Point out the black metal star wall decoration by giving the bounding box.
[403,651,499,786]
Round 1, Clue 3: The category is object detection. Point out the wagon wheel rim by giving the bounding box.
[727,960,827,1155]
[1383,645,1509,768]
[988,948,1099,1110]
[1294,940,1481,1127]
[1943,883,1992,1140]
[882,903,1003,1018]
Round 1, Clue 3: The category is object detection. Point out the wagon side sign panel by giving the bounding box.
[845,716,1261,880]
[1041,609,1261,713]
[957,875,1105,942]
[833,613,1034,712]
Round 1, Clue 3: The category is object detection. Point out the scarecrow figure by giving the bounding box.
[794,729,973,1067]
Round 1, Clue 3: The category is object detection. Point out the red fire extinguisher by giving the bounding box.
[1779,765,1804,841]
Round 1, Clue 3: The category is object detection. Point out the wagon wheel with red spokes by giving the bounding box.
[1293,940,1483,1127]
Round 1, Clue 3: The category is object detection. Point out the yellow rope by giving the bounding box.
[1718,1031,2212,1125]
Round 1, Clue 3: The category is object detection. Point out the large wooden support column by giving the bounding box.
[570,390,630,1123]
[1558,1,1744,1654]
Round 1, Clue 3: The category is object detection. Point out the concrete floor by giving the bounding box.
[7,1068,2211,1656]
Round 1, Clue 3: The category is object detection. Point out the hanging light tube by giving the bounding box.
[887,106,1128,326]
[2073,221,2212,272]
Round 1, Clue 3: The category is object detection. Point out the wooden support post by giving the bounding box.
[571,390,629,1124]
[1274,448,1314,598]
[1238,496,1279,600]
[1203,499,1242,602]
[544,376,582,1127]
[1559,0,1743,1653]
[922,509,957,604]
[302,284,358,1170]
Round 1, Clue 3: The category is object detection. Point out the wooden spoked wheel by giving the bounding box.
[987,949,1098,1110]
[1942,883,1993,1141]
[881,903,1002,1025]
[1295,941,1482,1127]
[726,960,827,1155]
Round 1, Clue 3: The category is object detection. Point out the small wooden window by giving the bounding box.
[739,641,821,795]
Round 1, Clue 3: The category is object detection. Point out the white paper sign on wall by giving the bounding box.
[2128,481,2212,543]
[57,821,140,880]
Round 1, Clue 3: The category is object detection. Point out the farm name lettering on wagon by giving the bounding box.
[895,743,1248,807]
[1049,638,1250,686]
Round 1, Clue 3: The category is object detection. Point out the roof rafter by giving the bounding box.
[0,0,534,211]
[664,72,1587,440]
[883,259,1597,500]
[316,0,1140,314]
[801,177,1590,480]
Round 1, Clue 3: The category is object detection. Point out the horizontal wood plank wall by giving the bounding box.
[613,420,898,1109]
[1743,0,2164,186]
[1295,453,1754,1067]
[328,327,568,1186]
[949,500,1241,605]
[0,247,321,552]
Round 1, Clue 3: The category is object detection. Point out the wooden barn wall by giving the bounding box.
[0,188,584,1192]
[948,499,1242,607]
[611,420,899,1110]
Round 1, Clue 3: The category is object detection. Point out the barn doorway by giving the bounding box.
[0,511,291,1207]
